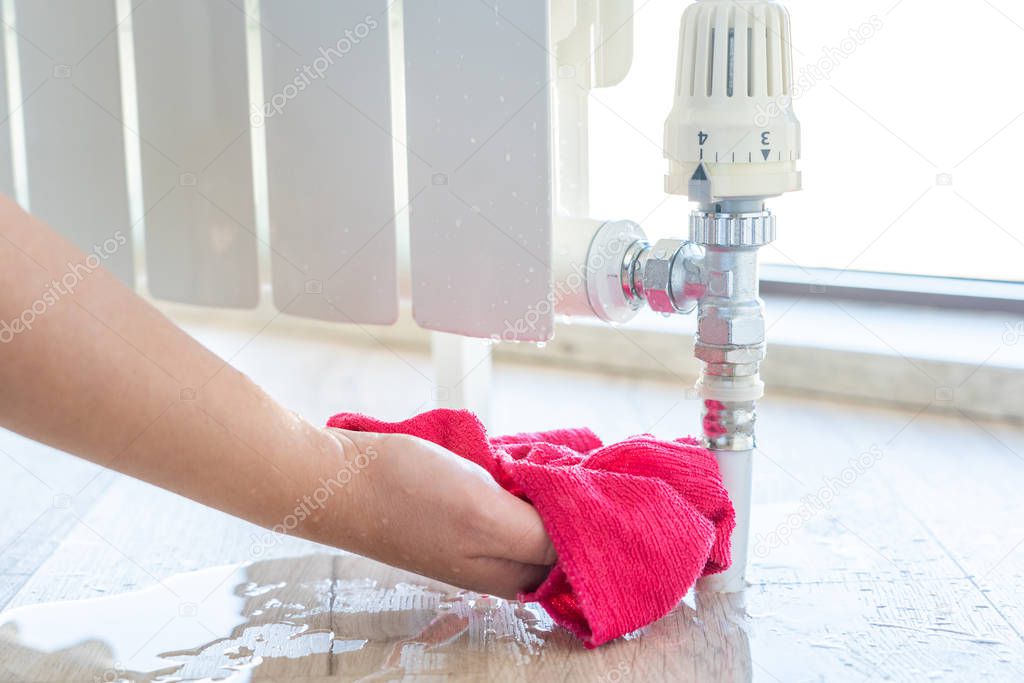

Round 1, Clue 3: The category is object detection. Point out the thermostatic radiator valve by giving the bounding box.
[581,0,801,593]
[665,0,801,202]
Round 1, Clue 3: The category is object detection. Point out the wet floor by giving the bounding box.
[3,547,1017,681]
[0,553,746,682]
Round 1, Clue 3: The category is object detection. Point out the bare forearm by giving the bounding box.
[0,195,554,597]
[0,194,338,533]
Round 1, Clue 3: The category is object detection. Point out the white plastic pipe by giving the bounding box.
[430,332,493,426]
[698,448,753,593]
[551,215,604,319]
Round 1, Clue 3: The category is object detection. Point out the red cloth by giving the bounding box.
[326,408,734,648]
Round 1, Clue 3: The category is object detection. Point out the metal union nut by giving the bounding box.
[698,305,765,346]
[690,211,776,248]
[642,239,687,314]
[695,344,766,364]
[701,317,765,346]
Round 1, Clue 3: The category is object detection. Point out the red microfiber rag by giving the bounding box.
[326,408,734,648]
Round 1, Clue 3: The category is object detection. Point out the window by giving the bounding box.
[588,0,1024,291]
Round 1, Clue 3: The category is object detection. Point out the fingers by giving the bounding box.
[517,562,554,594]
[460,558,553,600]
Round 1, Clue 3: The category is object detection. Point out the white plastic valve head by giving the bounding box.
[665,0,801,201]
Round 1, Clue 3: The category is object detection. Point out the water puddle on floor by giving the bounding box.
[0,553,756,682]
[0,553,571,682]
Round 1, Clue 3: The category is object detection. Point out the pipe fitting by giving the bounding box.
[583,220,649,324]
[641,240,705,315]
[688,206,773,454]
[610,238,707,315]
[690,211,777,249]
[580,220,705,324]
[694,345,766,365]
[700,397,757,452]
[697,304,766,346]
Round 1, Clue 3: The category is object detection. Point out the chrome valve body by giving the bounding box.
[614,205,774,453]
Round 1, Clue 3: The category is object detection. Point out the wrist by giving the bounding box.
[291,427,384,548]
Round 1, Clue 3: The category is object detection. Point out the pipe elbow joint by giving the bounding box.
[640,239,706,316]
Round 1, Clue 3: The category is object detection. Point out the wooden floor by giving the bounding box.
[1,317,1023,682]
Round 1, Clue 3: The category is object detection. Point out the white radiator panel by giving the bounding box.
[0,18,12,198]
[132,0,259,308]
[14,0,134,284]
[404,0,554,342]
[259,0,397,324]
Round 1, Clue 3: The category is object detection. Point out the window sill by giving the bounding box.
[161,296,1024,424]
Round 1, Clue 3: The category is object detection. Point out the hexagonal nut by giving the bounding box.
[698,313,765,346]
[700,362,761,377]
[695,344,766,364]
[642,239,688,314]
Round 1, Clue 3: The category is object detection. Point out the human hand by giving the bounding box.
[321,428,556,599]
